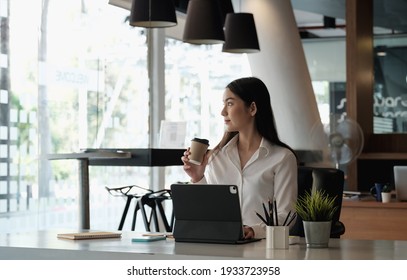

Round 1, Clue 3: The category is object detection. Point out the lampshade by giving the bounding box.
[129,0,177,28]
[223,13,260,53]
[183,0,225,44]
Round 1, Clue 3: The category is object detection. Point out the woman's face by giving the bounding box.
[221,88,254,132]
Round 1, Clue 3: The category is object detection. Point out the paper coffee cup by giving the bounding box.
[189,138,209,165]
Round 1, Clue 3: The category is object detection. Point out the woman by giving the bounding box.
[181,77,298,239]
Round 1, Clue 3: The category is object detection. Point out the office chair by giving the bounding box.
[290,166,346,238]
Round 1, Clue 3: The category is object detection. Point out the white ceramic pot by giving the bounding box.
[381,192,391,203]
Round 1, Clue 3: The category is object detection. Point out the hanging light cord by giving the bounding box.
[148,0,152,28]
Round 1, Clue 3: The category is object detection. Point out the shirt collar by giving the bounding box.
[260,137,271,157]
[224,134,271,157]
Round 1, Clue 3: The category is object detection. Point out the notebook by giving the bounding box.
[57,231,122,240]
[394,166,407,201]
[170,183,261,244]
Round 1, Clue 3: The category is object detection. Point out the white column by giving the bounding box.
[148,28,166,191]
[244,0,321,150]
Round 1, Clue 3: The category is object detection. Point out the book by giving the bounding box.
[131,236,166,242]
[57,231,122,240]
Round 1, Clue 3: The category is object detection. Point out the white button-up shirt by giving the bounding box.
[196,135,298,238]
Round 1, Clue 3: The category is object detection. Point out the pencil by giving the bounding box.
[286,212,297,227]
[282,210,292,226]
[255,211,268,225]
[273,199,278,226]
[262,203,270,225]
[269,198,275,226]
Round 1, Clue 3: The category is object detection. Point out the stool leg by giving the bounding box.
[156,199,171,232]
[150,203,159,232]
[131,201,140,231]
[138,198,151,232]
[170,210,175,230]
[118,196,133,230]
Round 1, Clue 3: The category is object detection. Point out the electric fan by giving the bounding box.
[311,114,364,168]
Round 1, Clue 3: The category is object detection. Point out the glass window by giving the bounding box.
[0,0,253,233]
[372,0,407,133]
[164,39,252,185]
[302,39,346,124]
[1,0,152,232]
[373,36,407,133]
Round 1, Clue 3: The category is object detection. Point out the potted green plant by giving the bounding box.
[381,184,393,203]
[295,189,337,248]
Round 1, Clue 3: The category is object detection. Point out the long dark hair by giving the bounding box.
[213,77,296,158]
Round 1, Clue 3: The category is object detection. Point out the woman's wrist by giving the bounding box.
[190,175,204,183]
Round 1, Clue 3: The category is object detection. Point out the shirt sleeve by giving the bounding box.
[191,176,207,184]
[252,152,298,239]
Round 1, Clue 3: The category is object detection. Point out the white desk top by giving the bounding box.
[1,230,407,260]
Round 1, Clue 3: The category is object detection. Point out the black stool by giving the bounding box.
[105,185,174,232]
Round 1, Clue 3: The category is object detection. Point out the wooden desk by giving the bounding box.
[1,230,407,260]
[341,199,407,240]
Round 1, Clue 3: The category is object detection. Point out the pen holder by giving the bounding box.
[266,226,289,249]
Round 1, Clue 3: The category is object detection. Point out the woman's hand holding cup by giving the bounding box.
[181,138,209,183]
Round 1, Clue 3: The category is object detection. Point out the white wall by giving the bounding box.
[244,0,321,150]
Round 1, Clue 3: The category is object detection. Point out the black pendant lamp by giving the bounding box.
[129,0,177,28]
[183,0,225,44]
[223,12,260,53]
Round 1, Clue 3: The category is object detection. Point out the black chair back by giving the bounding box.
[312,168,344,224]
[290,166,345,238]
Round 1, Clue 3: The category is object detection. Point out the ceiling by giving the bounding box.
[176,0,407,39]
[290,0,407,38]
[110,0,407,39]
